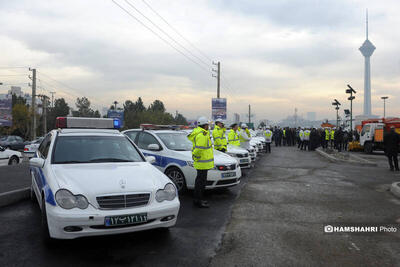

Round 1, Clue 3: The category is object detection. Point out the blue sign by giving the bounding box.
[107,110,124,128]
[212,98,227,120]
[0,98,12,127]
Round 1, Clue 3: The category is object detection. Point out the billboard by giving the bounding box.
[107,109,124,127]
[0,98,12,127]
[212,98,227,121]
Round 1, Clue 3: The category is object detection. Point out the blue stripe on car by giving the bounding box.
[31,166,56,206]
[142,153,187,167]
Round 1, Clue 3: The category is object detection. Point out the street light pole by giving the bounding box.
[346,85,356,131]
[332,99,341,127]
[381,96,388,118]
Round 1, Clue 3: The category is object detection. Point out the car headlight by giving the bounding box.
[226,152,236,157]
[187,161,194,167]
[55,189,89,209]
[155,183,177,202]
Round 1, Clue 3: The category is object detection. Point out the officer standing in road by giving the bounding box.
[384,126,400,171]
[212,119,227,152]
[239,123,251,150]
[188,117,214,208]
[228,124,240,146]
[298,128,304,150]
[264,126,273,153]
[303,128,311,150]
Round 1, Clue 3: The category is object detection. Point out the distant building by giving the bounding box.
[234,113,240,124]
[307,112,316,121]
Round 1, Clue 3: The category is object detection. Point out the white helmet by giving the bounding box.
[241,123,248,128]
[215,118,223,123]
[266,126,270,129]
[197,116,209,126]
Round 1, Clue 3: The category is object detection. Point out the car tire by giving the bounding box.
[364,142,373,154]
[41,195,53,243]
[165,167,187,194]
[30,184,37,203]
[8,156,19,165]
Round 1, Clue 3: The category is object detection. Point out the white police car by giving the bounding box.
[123,129,241,193]
[0,145,23,166]
[30,117,179,240]
[225,145,252,169]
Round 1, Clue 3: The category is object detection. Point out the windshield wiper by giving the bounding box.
[88,158,133,163]
[56,160,88,164]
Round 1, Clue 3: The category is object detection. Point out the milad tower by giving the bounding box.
[359,10,376,116]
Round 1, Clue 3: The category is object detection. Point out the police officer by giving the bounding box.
[303,128,311,150]
[188,117,214,208]
[239,123,251,150]
[384,126,400,171]
[228,124,240,146]
[213,119,227,152]
[298,128,304,150]
[264,126,273,153]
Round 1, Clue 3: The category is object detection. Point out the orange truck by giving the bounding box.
[359,118,400,153]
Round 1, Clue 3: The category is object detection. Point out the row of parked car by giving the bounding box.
[0,135,43,166]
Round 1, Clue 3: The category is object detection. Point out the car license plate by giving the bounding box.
[240,159,249,163]
[105,213,147,227]
[221,172,236,178]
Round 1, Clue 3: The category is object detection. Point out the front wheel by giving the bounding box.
[364,142,373,154]
[8,156,19,165]
[165,167,187,194]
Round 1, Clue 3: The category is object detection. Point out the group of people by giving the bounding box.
[188,117,272,208]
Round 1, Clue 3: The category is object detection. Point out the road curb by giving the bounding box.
[315,148,377,166]
[390,182,400,199]
[0,187,30,208]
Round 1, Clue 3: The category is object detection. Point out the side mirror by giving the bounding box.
[145,156,156,164]
[147,144,161,151]
[0,146,4,152]
[30,157,45,168]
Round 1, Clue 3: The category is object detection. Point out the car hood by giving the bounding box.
[4,149,22,157]
[226,145,248,154]
[51,162,170,202]
[171,150,236,165]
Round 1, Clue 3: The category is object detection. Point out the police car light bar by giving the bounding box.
[140,124,186,130]
[56,117,121,129]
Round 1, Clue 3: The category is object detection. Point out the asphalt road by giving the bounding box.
[0,163,30,193]
[211,146,400,267]
[0,162,255,267]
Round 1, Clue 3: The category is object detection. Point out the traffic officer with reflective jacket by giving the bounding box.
[212,118,227,152]
[188,117,214,208]
[264,126,273,153]
[228,123,240,146]
[239,123,251,150]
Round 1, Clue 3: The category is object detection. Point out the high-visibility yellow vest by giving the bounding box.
[212,125,226,150]
[330,130,335,140]
[325,129,330,140]
[187,127,214,170]
[265,131,272,138]
[221,128,227,148]
[283,129,286,137]
[228,129,240,146]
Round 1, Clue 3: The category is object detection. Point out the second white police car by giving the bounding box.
[30,117,179,240]
[123,127,242,193]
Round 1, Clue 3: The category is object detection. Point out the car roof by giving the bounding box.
[57,129,122,136]
[123,129,187,134]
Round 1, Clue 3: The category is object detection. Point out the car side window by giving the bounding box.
[38,134,52,159]
[137,132,161,150]
[16,136,23,142]
[125,131,139,144]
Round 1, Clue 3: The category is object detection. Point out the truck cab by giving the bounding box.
[360,123,385,153]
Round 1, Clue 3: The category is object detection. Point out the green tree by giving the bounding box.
[47,98,70,130]
[11,104,30,139]
[72,97,100,118]
[174,113,188,125]
[148,100,165,113]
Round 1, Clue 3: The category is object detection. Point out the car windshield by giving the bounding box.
[156,132,193,151]
[52,136,144,164]
[0,136,7,141]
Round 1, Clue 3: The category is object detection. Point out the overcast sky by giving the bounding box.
[0,0,399,122]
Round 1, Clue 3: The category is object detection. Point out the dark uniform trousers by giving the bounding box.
[387,154,399,170]
[194,169,208,201]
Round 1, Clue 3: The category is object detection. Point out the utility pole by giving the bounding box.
[381,96,388,118]
[37,94,49,135]
[29,68,37,140]
[212,61,220,98]
[346,85,356,131]
[248,104,251,124]
[50,91,56,108]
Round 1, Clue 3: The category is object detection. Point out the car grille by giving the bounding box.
[236,153,249,158]
[216,178,239,185]
[96,193,150,209]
